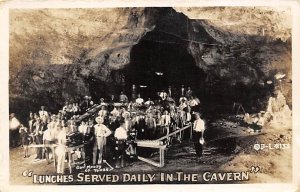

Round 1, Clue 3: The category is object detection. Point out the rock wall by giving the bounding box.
[9,7,292,116]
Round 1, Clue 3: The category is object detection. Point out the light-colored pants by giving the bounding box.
[56,145,66,174]
[93,137,106,165]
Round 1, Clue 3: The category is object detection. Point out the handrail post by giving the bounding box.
[190,123,193,140]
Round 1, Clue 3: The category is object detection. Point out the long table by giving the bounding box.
[135,140,167,167]
[134,124,192,168]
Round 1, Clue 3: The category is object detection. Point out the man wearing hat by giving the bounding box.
[93,117,112,165]
[193,113,205,161]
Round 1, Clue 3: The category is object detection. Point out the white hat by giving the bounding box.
[114,103,122,107]
[199,137,205,145]
[95,116,104,123]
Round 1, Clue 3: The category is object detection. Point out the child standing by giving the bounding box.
[19,124,31,158]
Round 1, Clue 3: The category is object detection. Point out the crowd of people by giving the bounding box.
[9,85,206,173]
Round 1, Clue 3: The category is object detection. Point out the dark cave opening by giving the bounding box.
[121,32,207,101]
[116,32,273,117]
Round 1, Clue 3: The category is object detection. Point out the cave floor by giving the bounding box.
[9,117,292,184]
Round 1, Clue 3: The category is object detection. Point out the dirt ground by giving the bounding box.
[9,116,292,185]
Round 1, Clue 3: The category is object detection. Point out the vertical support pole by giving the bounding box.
[68,150,72,174]
[190,124,193,140]
[52,146,56,168]
[160,148,165,167]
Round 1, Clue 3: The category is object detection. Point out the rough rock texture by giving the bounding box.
[174,7,291,42]
[266,91,292,128]
[9,7,292,116]
[243,90,292,130]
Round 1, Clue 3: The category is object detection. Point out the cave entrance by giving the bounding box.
[121,32,206,101]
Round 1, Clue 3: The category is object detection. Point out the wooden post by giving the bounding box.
[190,124,193,140]
[161,148,165,167]
[68,151,72,174]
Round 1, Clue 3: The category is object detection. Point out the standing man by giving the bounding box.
[55,124,67,174]
[39,106,49,124]
[193,113,205,161]
[181,85,185,97]
[84,119,95,164]
[110,95,115,103]
[123,111,132,131]
[161,110,171,136]
[159,90,167,101]
[114,120,128,168]
[33,118,44,160]
[81,96,93,112]
[119,91,128,103]
[185,87,193,100]
[145,112,157,139]
[131,84,137,101]
[93,117,112,165]
[135,94,144,105]
[98,105,108,124]
[43,126,54,164]
[9,113,20,148]
[168,86,173,98]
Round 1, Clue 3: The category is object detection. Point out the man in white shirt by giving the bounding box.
[135,94,144,105]
[93,117,112,165]
[78,121,88,134]
[144,98,154,106]
[111,105,121,117]
[55,125,67,174]
[114,124,128,140]
[161,110,171,136]
[98,105,108,119]
[161,110,171,126]
[186,107,192,123]
[193,113,205,159]
[43,128,54,164]
[114,120,128,168]
[39,106,49,123]
[189,96,200,112]
[9,113,20,148]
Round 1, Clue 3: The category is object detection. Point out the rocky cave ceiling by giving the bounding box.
[9,7,292,116]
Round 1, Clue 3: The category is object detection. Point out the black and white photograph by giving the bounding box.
[2,1,299,189]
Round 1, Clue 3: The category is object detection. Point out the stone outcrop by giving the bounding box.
[266,91,292,128]
[9,7,292,116]
[243,90,292,129]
